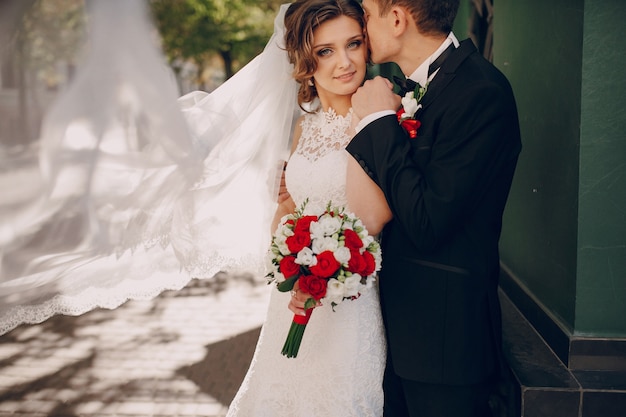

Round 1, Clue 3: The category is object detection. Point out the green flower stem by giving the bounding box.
[281,322,307,358]
[281,308,313,358]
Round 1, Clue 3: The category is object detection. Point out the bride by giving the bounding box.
[0,0,393,413]
[226,1,392,416]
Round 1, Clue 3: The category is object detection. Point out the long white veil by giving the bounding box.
[0,1,298,334]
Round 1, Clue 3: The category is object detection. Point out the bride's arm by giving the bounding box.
[346,153,393,235]
[271,198,296,235]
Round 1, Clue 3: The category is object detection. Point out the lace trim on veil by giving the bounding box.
[0,3,297,334]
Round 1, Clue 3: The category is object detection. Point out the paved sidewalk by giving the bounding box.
[0,273,271,417]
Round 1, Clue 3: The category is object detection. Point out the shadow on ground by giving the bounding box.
[178,326,261,406]
[0,272,265,417]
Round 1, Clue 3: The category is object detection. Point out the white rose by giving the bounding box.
[317,214,342,236]
[312,236,339,254]
[274,234,291,256]
[324,278,345,305]
[295,247,317,266]
[344,274,362,297]
[333,246,351,264]
[309,221,324,241]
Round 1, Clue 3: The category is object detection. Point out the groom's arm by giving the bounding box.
[347,81,521,251]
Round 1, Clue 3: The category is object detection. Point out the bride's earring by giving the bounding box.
[308,78,314,87]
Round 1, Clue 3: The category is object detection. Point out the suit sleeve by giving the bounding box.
[346,80,520,251]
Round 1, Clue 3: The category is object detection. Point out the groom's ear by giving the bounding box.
[389,6,410,37]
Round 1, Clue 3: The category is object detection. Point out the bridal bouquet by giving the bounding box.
[266,199,382,358]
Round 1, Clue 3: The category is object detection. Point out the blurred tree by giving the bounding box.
[19,0,85,87]
[1,0,85,145]
[150,0,283,86]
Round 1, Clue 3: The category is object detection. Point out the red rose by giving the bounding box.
[294,215,318,233]
[279,256,300,278]
[309,250,340,278]
[343,229,363,250]
[347,249,366,274]
[361,250,376,276]
[299,275,327,300]
[286,228,311,253]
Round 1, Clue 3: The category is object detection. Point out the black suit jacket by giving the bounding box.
[347,39,522,385]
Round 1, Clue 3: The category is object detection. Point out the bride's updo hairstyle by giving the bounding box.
[283,0,365,110]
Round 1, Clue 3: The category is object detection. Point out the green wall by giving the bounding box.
[453,0,471,40]
[576,0,626,336]
[497,0,583,333]
[497,0,626,337]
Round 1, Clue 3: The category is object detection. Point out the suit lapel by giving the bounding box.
[420,39,477,108]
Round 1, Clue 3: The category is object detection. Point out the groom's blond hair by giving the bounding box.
[373,0,459,35]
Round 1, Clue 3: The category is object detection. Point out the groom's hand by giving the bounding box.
[351,76,400,120]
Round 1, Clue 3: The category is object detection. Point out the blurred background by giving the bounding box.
[0,0,287,150]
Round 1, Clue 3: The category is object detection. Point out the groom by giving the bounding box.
[347,0,521,416]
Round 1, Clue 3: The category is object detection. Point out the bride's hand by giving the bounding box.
[287,281,320,316]
[277,161,291,204]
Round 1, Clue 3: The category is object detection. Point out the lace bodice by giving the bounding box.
[285,108,354,212]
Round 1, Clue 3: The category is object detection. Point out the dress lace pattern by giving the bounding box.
[286,108,353,213]
[226,109,386,417]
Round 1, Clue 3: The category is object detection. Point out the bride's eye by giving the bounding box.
[317,48,333,57]
[347,40,363,49]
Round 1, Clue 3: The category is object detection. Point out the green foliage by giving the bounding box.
[16,0,85,86]
[150,0,283,80]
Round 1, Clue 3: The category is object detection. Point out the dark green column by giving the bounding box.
[497,0,625,342]
[494,1,625,414]
[576,0,626,336]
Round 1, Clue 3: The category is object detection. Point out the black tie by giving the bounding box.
[393,43,456,96]
[393,76,420,97]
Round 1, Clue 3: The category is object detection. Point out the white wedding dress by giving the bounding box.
[226,109,386,417]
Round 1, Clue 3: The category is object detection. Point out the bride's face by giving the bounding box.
[311,16,367,100]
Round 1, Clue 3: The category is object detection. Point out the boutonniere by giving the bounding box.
[396,83,427,138]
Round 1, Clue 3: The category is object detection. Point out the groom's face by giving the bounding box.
[361,0,397,64]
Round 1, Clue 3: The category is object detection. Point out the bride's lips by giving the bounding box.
[335,71,357,82]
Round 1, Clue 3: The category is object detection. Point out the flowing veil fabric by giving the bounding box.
[173,3,300,278]
[0,1,298,334]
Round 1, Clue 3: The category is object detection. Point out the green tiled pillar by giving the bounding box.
[497,0,626,341]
